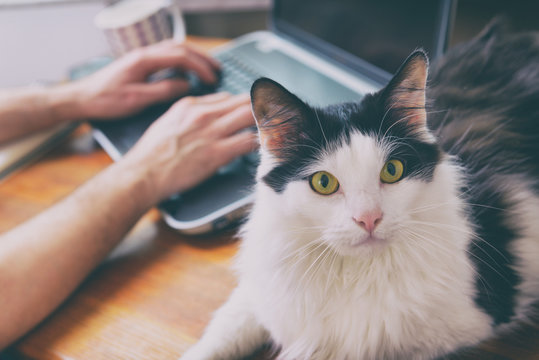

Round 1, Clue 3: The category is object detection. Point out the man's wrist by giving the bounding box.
[106,158,159,213]
[44,83,87,123]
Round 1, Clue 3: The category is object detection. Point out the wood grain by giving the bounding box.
[1,37,538,360]
[1,120,242,359]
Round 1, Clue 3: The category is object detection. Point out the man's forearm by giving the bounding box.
[0,159,155,349]
[0,83,85,143]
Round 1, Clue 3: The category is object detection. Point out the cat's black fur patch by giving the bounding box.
[428,19,539,325]
[466,189,520,325]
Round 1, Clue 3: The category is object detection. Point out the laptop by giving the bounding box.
[92,0,455,234]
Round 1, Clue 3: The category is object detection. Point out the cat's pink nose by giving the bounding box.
[353,210,383,234]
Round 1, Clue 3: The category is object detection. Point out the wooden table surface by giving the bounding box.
[0,36,538,360]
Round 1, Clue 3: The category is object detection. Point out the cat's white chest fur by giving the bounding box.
[233,160,493,360]
[239,221,492,359]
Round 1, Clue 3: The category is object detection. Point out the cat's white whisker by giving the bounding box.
[381,110,423,139]
[314,108,329,145]
[378,102,397,137]
[401,222,511,286]
[323,250,340,293]
[408,198,506,215]
[399,227,493,300]
[404,219,510,263]
[282,241,327,267]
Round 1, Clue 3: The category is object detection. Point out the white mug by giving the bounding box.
[95,0,186,56]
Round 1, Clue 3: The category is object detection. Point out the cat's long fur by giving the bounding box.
[182,21,539,360]
[428,21,539,329]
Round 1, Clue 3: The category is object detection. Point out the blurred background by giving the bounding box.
[0,0,538,87]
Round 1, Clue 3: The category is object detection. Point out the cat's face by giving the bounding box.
[251,51,442,257]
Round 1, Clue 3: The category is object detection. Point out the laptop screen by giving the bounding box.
[273,0,453,81]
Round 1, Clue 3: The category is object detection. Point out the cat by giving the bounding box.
[181,20,539,360]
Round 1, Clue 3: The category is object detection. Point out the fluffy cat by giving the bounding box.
[182,21,539,360]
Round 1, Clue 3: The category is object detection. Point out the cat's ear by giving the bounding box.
[251,78,310,159]
[383,50,431,139]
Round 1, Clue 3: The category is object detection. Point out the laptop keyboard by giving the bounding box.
[189,52,262,96]
[217,53,262,93]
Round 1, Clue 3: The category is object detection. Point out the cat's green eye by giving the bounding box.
[310,171,340,195]
[380,159,404,184]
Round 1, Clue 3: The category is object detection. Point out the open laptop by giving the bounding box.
[92,0,455,234]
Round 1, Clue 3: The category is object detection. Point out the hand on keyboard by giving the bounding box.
[122,92,257,203]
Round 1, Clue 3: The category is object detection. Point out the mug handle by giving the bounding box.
[165,0,186,42]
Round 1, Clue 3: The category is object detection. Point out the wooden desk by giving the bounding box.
[1,124,238,359]
[1,36,538,360]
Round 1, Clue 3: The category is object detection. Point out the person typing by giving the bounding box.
[0,40,256,349]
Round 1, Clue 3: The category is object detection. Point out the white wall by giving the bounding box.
[0,1,110,87]
[0,0,270,87]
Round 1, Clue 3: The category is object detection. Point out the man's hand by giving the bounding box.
[119,92,258,207]
[0,40,222,143]
[73,40,221,120]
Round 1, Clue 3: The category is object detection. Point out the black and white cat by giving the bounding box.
[182,21,539,360]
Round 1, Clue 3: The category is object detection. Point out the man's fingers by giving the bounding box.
[134,79,190,106]
[214,131,259,165]
[173,52,218,84]
[138,45,218,84]
[181,44,221,72]
[210,104,255,137]
[175,93,251,121]
[185,92,231,105]
[155,40,221,71]
[199,94,251,121]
